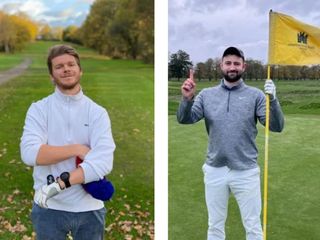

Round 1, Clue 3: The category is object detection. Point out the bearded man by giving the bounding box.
[177,47,284,240]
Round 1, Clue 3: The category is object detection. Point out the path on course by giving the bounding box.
[0,58,32,85]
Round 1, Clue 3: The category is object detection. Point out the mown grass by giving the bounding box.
[169,79,320,239]
[0,54,24,71]
[0,41,154,239]
[169,114,320,240]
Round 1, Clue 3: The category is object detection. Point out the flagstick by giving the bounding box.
[263,65,271,240]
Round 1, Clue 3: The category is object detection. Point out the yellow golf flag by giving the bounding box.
[268,11,320,65]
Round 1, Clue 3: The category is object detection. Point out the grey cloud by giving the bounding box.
[249,0,320,15]
[169,0,244,17]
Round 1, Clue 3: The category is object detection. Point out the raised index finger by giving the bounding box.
[189,69,194,82]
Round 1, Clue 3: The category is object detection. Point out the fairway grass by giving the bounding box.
[0,54,24,72]
[169,114,320,240]
[0,41,154,239]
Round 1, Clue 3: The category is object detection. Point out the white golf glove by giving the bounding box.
[264,79,276,100]
[34,182,63,208]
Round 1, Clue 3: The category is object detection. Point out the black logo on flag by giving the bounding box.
[297,32,308,44]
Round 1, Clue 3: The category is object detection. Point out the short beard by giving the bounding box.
[56,81,79,90]
[52,77,80,90]
[223,71,242,83]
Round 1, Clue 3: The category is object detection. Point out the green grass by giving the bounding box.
[169,79,320,239]
[0,41,154,239]
[0,53,24,71]
[169,115,320,240]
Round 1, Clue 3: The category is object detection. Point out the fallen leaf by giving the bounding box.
[13,189,20,195]
[124,235,133,240]
[6,195,14,203]
[0,207,9,213]
[124,204,130,211]
[133,128,140,133]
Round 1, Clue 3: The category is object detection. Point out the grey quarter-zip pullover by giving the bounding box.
[177,79,284,170]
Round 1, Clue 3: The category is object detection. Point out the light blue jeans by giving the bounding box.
[31,203,106,240]
[202,164,263,240]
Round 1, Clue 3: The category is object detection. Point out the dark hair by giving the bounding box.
[47,45,81,74]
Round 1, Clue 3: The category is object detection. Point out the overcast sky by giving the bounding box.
[0,0,94,27]
[169,0,320,64]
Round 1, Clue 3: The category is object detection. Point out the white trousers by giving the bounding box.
[202,164,263,240]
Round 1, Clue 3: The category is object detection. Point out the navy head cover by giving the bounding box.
[82,177,114,201]
[76,157,114,201]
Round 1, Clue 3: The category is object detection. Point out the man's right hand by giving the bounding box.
[181,78,196,100]
[76,144,90,160]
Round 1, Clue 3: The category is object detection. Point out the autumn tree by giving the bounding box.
[79,0,154,62]
[0,11,15,52]
[109,0,154,61]
[0,11,38,53]
[80,0,119,55]
[14,12,38,41]
[63,25,82,44]
[10,15,32,51]
[52,27,63,41]
[38,24,54,40]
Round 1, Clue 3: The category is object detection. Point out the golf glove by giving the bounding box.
[34,182,63,208]
[264,79,276,100]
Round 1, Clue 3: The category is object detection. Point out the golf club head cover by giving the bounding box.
[76,157,114,201]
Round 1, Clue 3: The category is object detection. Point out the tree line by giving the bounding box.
[0,0,154,63]
[169,50,320,81]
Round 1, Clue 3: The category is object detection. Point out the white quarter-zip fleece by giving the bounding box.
[20,87,116,212]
